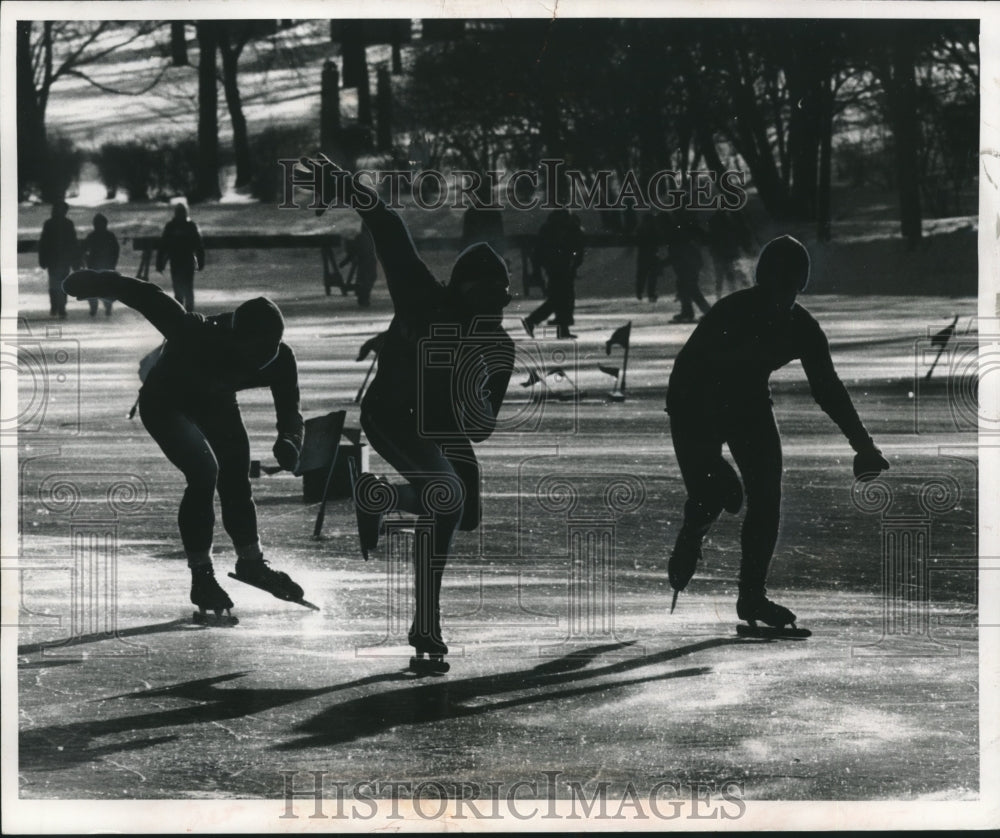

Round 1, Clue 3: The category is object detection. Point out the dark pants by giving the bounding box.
[675,266,711,318]
[361,405,480,639]
[526,268,575,331]
[139,388,257,559]
[47,266,71,317]
[670,407,782,593]
[636,254,660,300]
[170,267,196,312]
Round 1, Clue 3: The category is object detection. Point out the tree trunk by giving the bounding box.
[890,36,922,246]
[170,22,189,66]
[16,22,47,201]
[816,75,834,241]
[376,65,392,152]
[320,59,341,153]
[194,21,221,201]
[218,28,251,188]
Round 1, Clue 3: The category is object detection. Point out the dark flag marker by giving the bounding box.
[925,315,959,381]
[604,321,632,402]
[294,410,348,538]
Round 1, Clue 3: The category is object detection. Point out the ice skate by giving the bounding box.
[667,530,703,613]
[736,591,810,638]
[351,466,387,561]
[228,559,319,611]
[408,622,450,675]
[190,566,238,626]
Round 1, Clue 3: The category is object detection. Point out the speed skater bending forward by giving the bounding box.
[299,155,515,672]
[664,235,889,635]
[63,270,307,624]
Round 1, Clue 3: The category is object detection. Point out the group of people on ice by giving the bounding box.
[63,154,889,673]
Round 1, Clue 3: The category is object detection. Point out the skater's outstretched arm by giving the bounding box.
[63,270,186,337]
[241,343,305,461]
[799,319,877,453]
[304,156,438,310]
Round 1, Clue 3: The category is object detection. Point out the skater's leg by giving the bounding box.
[199,400,257,551]
[726,407,783,597]
[669,414,729,591]
[199,400,303,600]
[362,410,464,649]
[139,391,219,563]
[444,440,481,532]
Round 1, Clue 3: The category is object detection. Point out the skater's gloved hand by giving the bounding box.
[63,269,120,300]
[853,445,889,481]
[272,434,301,472]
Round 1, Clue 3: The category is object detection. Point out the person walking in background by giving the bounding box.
[666,210,711,323]
[635,211,663,302]
[709,209,755,299]
[156,204,205,312]
[80,213,120,316]
[38,201,80,319]
[521,209,585,340]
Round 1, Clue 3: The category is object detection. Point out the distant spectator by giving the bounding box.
[340,225,378,307]
[156,204,205,312]
[709,209,755,299]
[522,209,585,340]
[81,213,120,316]
[666,211,711,323]
[38,201,80,319]
[635,211,664,302]
[460,206,507,255]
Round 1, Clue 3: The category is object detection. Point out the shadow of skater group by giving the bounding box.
[61,153,889,671]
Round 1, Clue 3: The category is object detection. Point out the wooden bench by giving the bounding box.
[130,233,349,293]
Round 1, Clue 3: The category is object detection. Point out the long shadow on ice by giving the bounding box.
[277,638,740,751]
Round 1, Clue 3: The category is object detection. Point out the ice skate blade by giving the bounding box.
[736,622,811,639]
[226,573,320,611]
[192,609,239,627]
[408,654,450,675]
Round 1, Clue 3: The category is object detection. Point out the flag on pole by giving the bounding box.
[931,315,959,349]
[598,364,620,379]
[925,314,960,381]
[605,322,632,355]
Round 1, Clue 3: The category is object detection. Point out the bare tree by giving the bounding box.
[16,20,166,201]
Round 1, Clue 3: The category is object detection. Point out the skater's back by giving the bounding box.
[667,285,869,447]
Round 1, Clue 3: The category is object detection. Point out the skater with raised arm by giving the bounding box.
[297,155,515,673]
[62,269,308,624]
[665,235,889,635]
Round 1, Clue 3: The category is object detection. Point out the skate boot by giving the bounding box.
[667,530,703,613]
[229,558,317,609]
[190,566,238,626]
[352,470,388,561]
[408,620,450,675]
[736,590,810,638]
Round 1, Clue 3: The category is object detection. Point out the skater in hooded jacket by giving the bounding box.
[62,269,306,622]
[665,235,890,632]
[297,155,515,669]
